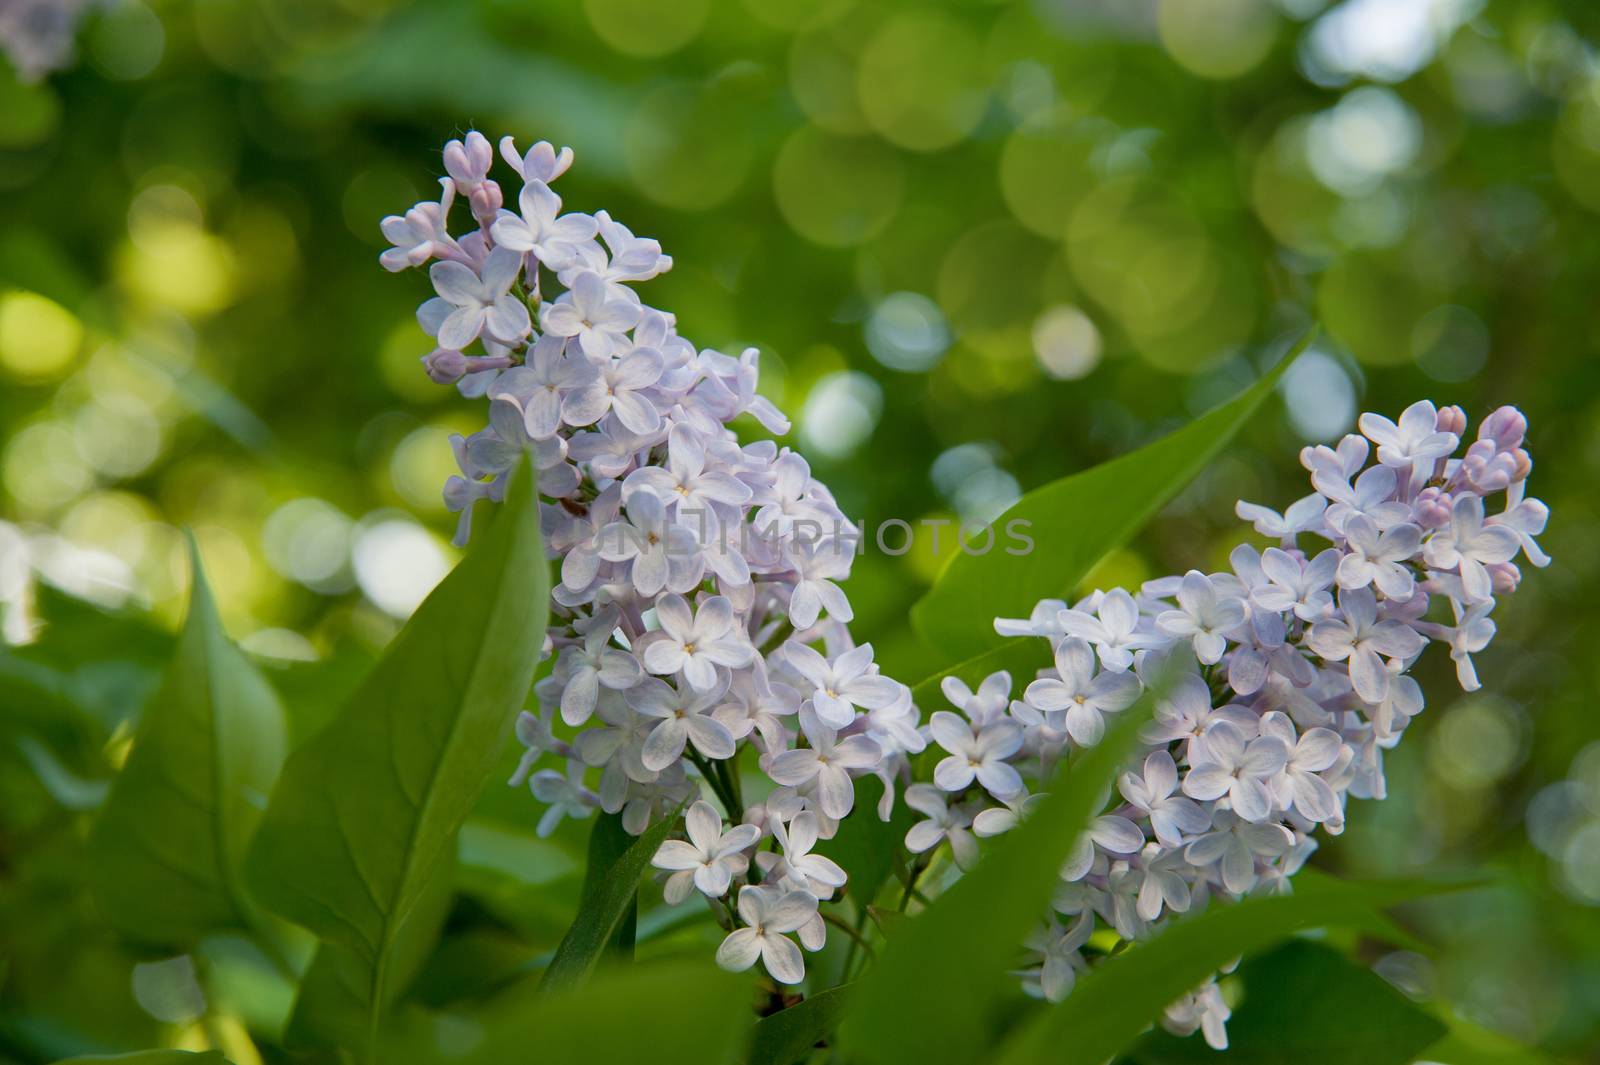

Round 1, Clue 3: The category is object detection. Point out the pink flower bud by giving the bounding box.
[1412,487,1453,528]
[443,130,495,191]
[1511,449,1532,481]
[1488,561,1521,595]
[1478,405,1527,450]
[1435,404,1467,437]
[423,347,468,384]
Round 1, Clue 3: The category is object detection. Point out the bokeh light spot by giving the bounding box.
[773,126,904,248]
[857,12,988,152]
[798,371,882,459]
[583,0,710,58]
[1157,0,1279,80]
[1279,347,1356,441]
[0,290,82,382]
[353,517,452,618]
[1029,303,1101,379]
[864,292,948,373]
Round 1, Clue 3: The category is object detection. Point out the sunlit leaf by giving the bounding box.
[89,540,288,946]
[749,984,852,1065]
[1126,939,1445,1065]
[244,460,548,1057]
[50,1053,231,1064]
[381,959,750,1065]
[540,808,684,992]
[284,854,456,1050]
[992,876,1477,1065]
[910,328,1315,658]
[836,683,1159,1065]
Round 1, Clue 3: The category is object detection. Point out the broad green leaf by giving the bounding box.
[52,1049,233,1055]
[284,854,456,1051]
[910,328,1314,658]
[244,460,548,1058]
[992,876,1476,1065]
[381,959,751,1065]
[1419,1016,1558,1065]
[836,683,1159,1065]
[749,984,852,1065]
[89,542,288,946]
[540,808,684,991]
[1127,939,1445,1065]
[826,776,914,905]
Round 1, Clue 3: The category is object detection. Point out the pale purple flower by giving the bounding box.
[1317,463,1411,534]
[625,424,753,515]
[941,670,1014,729]
[1183,810,1292,895]
[1336,517,1422,600]
[1023,637,1142,746]
[1251,547,1338,622]
[1155,571,1247,665]
[1423,493,1521,603]
[490,179,598,271]
[1234,493,1326,543]
[488,335,597,439]
[652,800,759,903]
[597,491,701,598]
[1061,815,1144,882]
[540,270,642,360]
[561,345,664,435]
[1142,674,1260,763]
[627,676,737,771]
[1118,750,1210,848]
[379,180,458,271]
[715,886,816,985]
[903,783,980,870]
[640,593,754,691]
[756,812,847,899]
[929,710,1025,799]
[765,707,882,819]
[784,539,853,630]
[1259,713,1343,824]
[1181,722,1289,823]
[782,642,900,730]
[419,246,530,349]
[1057,589,1160,671]
[1487,481,1550,568]
[552,624,643,726]
[1305,587,1426,704]
[1359,400,1459,472]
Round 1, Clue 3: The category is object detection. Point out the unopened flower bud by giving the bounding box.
[1478,405,1527,451]
[1413,487,1453,528]
[423,347,468,384]
[1511,449,1532,481]
[1435,404,1468,437]
[1488,561,1521,596]
[443,130,495,192]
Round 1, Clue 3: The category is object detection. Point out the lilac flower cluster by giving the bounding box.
[917,401,1549,1048]
[381,133,922,986]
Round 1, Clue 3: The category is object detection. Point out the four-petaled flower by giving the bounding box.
[715,885,817,985]
[651,800,759,903]
[420,246,530,350]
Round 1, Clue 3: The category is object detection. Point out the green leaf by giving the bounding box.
[1419,1016,1558,1065]
[51,1053,231,1065]
[749,984,853,1065]
[910,327,1314,659]
[540,807,684,992]
[992,876,1476,1065]
[88,540,288,946]
[836,682,1159,1065]
[826,775,915,905]
[1126,939,1446,1065]
[383,959,750,1065]
[284,853,456,1051]
[244,460,548,1055]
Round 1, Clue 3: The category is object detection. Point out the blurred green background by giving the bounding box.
[2,0,1599,1060]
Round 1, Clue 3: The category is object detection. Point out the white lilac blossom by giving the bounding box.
[953,400,1548,1048]
[382,134,916,990]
